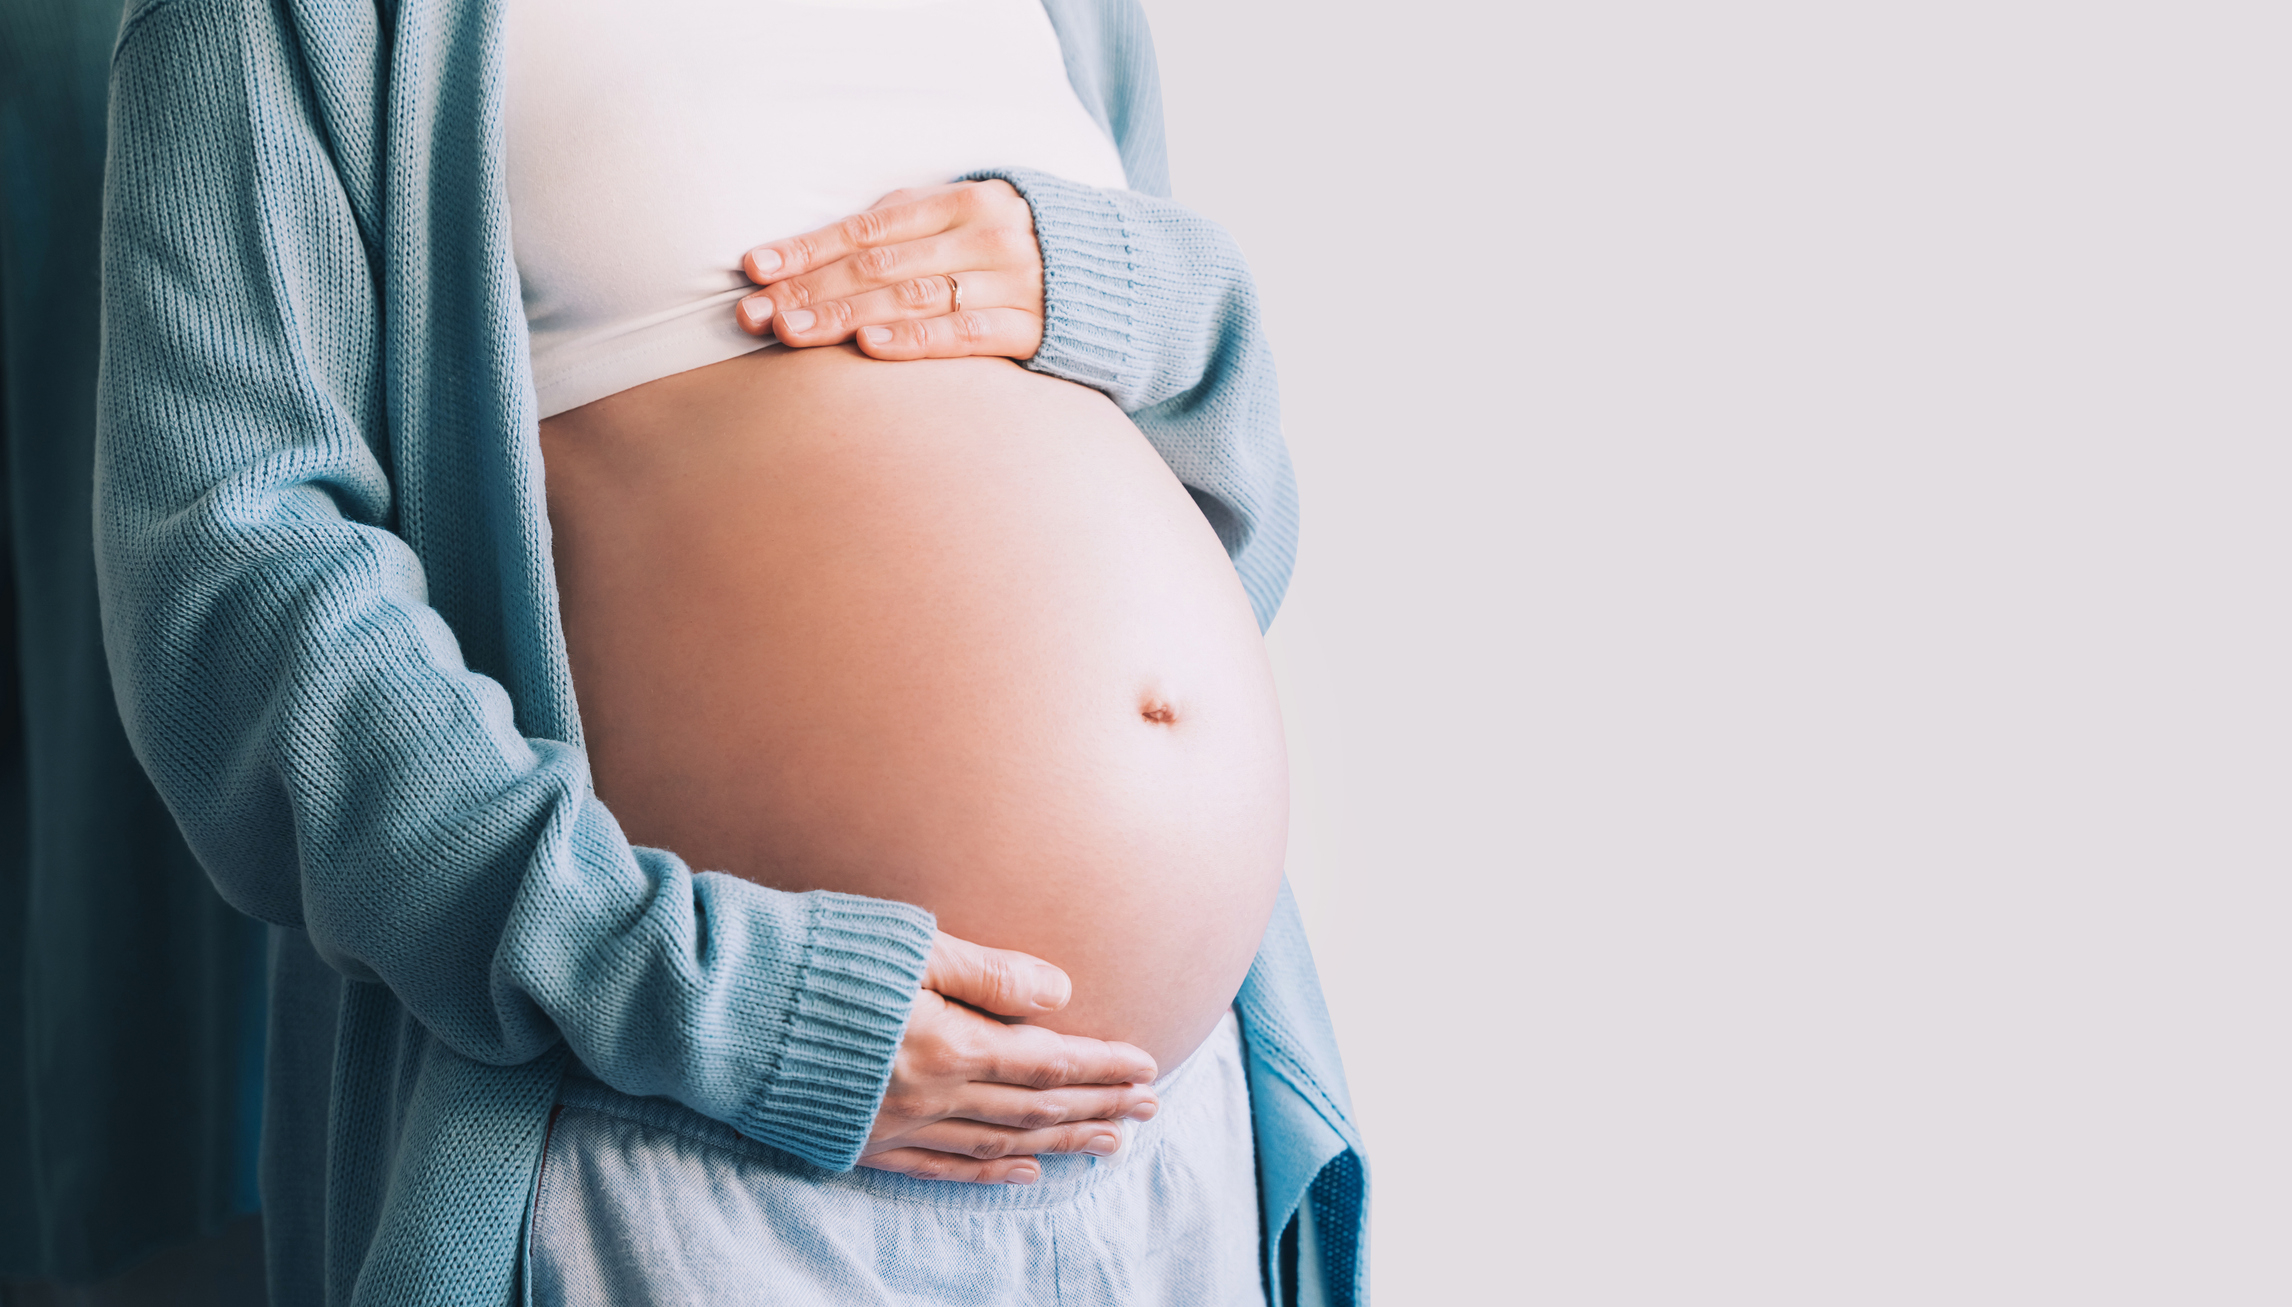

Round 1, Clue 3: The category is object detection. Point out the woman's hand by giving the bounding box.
[859,931,1159,1185]
[734,181,1046,361]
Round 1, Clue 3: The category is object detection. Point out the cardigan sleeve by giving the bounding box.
[964,167,1300,632]
[95,0,931,1172]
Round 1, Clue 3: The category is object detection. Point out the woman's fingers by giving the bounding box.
[866,183,965,213]
[934,1080,1158,1132]
[749,270,1035,348]
[972,1021,1158,1091]
[760,219,1038,313]
[743,182,1023,285]
[867,981,1157,1181]
[885,1117,1132,1162]
[924,930,1071,1016]
[855,309,1044,361]
[741,191,961,283]
[858,1114,1141,1187]
[737,215,1034,340]
[897,997,1158,1094]
[736,297,1043,359]
[762,230,968,312]
[731,179,1044,356]
[874,1073,1156,1136]
[856,1147,1043,1186]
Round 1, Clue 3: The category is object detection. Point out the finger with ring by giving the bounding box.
[776,270,1026,344]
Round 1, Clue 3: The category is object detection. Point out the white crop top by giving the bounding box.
[505,0,1132,420]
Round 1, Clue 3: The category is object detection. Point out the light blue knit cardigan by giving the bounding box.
[96,0,1364,1302]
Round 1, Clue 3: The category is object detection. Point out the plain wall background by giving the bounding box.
[1135,1,2290,1301]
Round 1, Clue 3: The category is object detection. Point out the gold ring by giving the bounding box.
[947,274,962,314]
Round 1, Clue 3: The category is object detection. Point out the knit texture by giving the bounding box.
[965,165,1300,630]
[96,0,1364,1302]
[1241,882,1371,1305]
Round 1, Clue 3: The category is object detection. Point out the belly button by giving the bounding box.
[1139,700,1178,726]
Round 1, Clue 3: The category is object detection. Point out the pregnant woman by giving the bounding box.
[97,0,1363,1303]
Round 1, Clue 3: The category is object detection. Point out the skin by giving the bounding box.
[868,932,1160,1184]
[541,343,1288,1087]
[733,180,1053,361]
[539,180,1285,1184]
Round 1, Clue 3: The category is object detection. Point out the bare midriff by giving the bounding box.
[539,344,1288,1071]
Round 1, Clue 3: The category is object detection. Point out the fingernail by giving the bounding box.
[747,247,782,276]
[1124,1100,1158,1122]
[1029,963,1071,1011]
[738,295,772,329]
[1005,1165,1039,1185]
[780,308,814,333]
[860,325,892,346]
[1083,1134,1120,1157]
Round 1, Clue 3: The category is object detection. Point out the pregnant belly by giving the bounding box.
[539,344,1288,1071]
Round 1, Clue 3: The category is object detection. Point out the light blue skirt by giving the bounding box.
[527,1011,1266,1306]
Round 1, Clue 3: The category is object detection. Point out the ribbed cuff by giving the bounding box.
[964,167,1144,399]
[729,893,935,1170]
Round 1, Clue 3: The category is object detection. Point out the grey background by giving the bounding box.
[1136,0,2289,1301]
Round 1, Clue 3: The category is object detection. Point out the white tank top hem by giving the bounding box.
[526,285,767,422]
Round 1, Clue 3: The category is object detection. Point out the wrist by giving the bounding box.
[960,168,1140,394]
[727,890,935,1170]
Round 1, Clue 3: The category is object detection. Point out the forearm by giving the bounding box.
[98,346,936,1165]
[98,0,932,1170]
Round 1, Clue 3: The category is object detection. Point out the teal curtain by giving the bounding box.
[0,0,266,1281]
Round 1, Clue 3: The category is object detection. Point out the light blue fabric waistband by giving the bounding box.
[534,1011,1265,1304]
